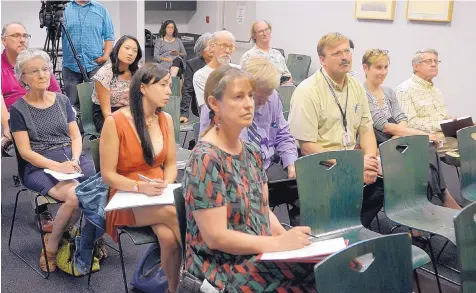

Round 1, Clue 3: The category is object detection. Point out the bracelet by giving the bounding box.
[132,181,139,192]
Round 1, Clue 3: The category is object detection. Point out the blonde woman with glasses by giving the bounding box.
[362,49,461,210]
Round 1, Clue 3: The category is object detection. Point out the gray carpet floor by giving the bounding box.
[1,125,465,293]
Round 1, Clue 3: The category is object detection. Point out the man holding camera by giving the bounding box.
[62,0,114,108]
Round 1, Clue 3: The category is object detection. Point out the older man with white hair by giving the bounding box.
[395,49,456,139]
[195,30,239,134]
[180,32,213,123]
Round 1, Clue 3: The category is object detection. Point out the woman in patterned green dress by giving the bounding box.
[182,66,317,292]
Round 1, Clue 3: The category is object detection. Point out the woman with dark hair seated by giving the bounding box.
[182,66,317,292]
[100,63,181,293]
[91,35,142,132]
[154,20,187,78]
[362,49,461,210]
[10,49,95,272]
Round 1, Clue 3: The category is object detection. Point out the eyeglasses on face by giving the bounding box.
[419,59,441,65]
[329,48,353,58]
[256,28,271,36]
[23,67,51,77]
[215,43,235,51]
[4,33,31,40]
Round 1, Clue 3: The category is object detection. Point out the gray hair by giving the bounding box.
[194,32,212,54]
[412,48,439,66]
[2,22,27,36]
[210,30,236,45]
[14,48,53,87]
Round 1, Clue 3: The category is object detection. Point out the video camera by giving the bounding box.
[39,0,69,30]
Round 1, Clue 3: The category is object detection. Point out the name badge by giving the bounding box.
[343,130,352,147]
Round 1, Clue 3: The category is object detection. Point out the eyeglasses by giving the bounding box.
[329,48,353,58]
[23,67,51,77]
[3,33,31,41]
[256,28,271,35]
[368,49,389,56]
[215,43,235,52]
[419,59,441,65]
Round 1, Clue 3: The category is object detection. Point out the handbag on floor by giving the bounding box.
[56,227,100,276]
[130,243,168,293]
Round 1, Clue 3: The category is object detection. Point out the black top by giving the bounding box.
[180,56,206,117]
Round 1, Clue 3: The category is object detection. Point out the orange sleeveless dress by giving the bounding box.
[106,111,169,242]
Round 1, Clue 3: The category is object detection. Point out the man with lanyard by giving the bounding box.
[62,0,115,109]
[288,32,382,228]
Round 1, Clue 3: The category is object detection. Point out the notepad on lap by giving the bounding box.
[105,183,181,211]
[440,116,473,138]
[256,237,347,263]
[44,169,83,181]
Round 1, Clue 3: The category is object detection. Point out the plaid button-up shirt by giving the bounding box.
[395,74,449,133]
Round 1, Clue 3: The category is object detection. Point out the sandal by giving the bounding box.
[94,236,108,261]
[39,234,57,272]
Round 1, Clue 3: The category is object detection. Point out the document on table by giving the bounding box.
[44,169,83,181]
[256,237,347,263]
[105,183,181,211]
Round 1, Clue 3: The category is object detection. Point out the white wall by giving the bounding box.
[255,0,476,117]
[187,0,224,34]
[145,10,192,33]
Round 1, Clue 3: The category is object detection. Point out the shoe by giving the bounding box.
[38,210,54,233]
[39,234,57,272]
[94,236,109,261]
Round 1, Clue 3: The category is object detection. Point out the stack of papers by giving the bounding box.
[105,183,181,211]
[44,169,83,181]
[256,237,347,263]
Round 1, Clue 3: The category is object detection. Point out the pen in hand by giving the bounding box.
[63,153,81,173]
[281,222,320,240]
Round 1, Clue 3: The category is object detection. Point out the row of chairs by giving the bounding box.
[170,135,476,292]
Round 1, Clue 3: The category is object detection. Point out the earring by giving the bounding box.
[214,115,221,131]
[24,85,30,91]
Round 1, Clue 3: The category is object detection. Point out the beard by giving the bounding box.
[217,56,231,65]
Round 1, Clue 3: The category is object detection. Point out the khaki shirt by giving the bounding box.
[395,74,449,133]
[288,69,373,151]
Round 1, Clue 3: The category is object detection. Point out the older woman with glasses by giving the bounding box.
[1,22,61,155]
[362,49,461,210]
[9,48,95,272]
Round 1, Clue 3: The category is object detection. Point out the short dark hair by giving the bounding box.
[129,63,169,166]
[110,35,142,77]
[159,20,178,38]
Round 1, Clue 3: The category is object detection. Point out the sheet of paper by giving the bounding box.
[44,169,83,181]
[105,183,181,211]
[258,237,346,262]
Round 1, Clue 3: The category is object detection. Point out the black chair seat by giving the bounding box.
[118,226,157,245]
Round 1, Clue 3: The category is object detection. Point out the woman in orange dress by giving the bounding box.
[100,63,181,293]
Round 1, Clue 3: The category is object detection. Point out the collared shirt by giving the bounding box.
[63,0,115,73]
[1,51,61,111]
[240,46,292,78]
[288,69,373,151]
[395,74,449,133]
[193,63,240,108]
[199,90,298,170]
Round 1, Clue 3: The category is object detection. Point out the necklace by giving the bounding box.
[146,113,158,129]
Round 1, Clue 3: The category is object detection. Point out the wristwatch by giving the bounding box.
[71,157,80,164]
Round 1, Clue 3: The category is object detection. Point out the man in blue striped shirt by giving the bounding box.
[62,0,114,108]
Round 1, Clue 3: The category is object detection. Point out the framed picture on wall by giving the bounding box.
[406,0,454,22]
[355,0,396,21]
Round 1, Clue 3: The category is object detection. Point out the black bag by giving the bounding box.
[130,243,168,293]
